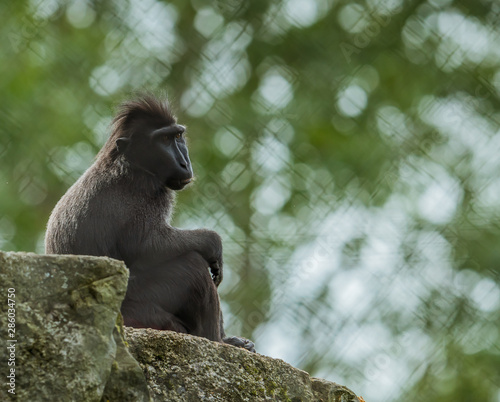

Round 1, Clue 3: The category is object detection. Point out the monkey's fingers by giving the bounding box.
[212,273,222,286]
[210,261,223,286]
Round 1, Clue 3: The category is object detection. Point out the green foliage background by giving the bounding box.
[1,0,500,400]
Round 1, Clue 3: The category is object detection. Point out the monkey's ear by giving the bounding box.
[116,137,130,154]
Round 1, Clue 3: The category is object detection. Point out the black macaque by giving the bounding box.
[45,94,254,352]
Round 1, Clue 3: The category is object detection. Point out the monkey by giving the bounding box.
[45,94,254,352]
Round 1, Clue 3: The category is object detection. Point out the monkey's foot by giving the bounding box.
[223,336,256,353]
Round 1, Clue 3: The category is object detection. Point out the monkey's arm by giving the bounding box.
[139,227,224,286]
[171,228,224,286]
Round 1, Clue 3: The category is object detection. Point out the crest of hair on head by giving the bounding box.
[99,92,177,160]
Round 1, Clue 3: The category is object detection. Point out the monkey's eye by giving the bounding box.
[175,133,182,139]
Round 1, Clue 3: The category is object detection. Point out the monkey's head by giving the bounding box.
[107,95,194,191]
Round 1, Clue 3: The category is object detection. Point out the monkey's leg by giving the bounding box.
[121,301,189,332]
[169,251,223,342]
[123,253,255,351]
[122,252,222,341]
[182,253,256,352]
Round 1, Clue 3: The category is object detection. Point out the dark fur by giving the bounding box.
[45,94,254,351]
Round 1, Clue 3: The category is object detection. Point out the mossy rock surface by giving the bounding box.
[125,327,361,402]
[0,251,150,402]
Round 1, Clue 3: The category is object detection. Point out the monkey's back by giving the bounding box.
[45,163,127,259]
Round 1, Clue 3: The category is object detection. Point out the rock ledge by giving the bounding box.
[125,327,360,401]
[0,251,360,402]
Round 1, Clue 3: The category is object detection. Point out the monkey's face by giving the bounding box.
[118,123,194,190]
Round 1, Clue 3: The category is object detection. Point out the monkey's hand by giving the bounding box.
[210,260,223,287]
[204,230,223,287]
